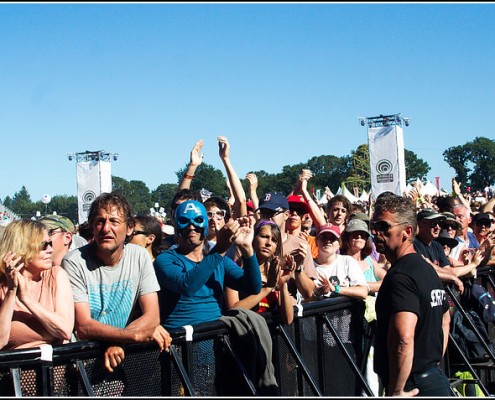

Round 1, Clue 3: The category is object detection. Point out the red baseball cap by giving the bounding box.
[316,223,341,239]
[287,194,310,214]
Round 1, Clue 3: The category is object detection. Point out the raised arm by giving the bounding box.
[246,173,260,216]
[299,170,326,229]
[218,136,247,218]
[452,178,471,213]
[178,139,204,191]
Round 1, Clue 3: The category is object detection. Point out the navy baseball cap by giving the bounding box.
[258,192,289,212]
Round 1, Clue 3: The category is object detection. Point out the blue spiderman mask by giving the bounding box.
[174,200,209,239]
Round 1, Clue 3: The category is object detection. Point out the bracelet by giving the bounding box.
[334,285,340,294]
[184,173,194,180]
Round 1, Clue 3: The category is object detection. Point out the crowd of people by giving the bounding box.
[0,136,494,396]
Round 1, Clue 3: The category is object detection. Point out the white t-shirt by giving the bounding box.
[314,254,369,297]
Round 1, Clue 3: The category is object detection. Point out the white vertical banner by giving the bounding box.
[368,125,406,200]
[76,160,112,224]
[99,160,112,193]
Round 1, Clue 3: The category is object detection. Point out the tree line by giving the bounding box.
[3,137,494,223]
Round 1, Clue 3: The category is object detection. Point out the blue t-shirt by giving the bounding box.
[154,248,261,329]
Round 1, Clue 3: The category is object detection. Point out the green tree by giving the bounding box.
[151,183,179,217]
[346,144,371,193]
[404,149,431,181]
[466,137,495,189]
[175,163,227,198]
[443,144,471,184]
[10,186,36,218]
[49,195,78,222]
[443,137,495,190]
[307,154,353,193]
[112,176,152,214]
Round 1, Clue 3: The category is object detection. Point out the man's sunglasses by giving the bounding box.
[370,220,407,234]
[259,209,284,219]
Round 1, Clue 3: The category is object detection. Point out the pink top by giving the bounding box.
[0,266,68,350]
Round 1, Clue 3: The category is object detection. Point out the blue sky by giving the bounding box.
[1,3,494,202]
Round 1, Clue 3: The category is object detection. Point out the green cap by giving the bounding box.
[40,215,75,233]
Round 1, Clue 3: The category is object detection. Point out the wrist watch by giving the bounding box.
[334,285,340,294]
[295,265,303,273]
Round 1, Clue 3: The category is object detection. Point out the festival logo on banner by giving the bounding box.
[376,159,394,183]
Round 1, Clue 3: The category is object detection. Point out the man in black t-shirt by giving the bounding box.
[371,193,451,397]
[413,208,449,267]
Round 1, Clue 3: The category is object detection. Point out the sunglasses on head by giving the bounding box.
[370,220,407,234]
[41,240,53,251]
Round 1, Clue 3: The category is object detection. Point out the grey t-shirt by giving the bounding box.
[62,243,160,329]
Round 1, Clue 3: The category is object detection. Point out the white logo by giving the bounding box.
[182,202,201,215]
[430,289,446,307]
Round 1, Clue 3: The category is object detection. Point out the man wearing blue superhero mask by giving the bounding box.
[154,200,262,329]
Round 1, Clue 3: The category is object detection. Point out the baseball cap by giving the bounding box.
[316,223,341,239]
[349,212,370,227]
[434,230,459,249]
[474,213,491,224]
[287,194,310,214]
[345,219,370,235]
[40,214,75,233]
[258,192,289,212]
[441,212,462,230]
[417,209,446,221]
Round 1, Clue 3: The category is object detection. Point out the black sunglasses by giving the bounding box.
[441,223,458,230]
[370,220,407,234]
[476,220,491,227]
[41,240,53,251]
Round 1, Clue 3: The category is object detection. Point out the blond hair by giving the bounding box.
[0,219,46,276]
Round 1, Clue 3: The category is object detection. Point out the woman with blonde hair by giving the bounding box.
[0,219,74,350]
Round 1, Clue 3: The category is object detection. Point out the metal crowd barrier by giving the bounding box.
[0,296,369,397]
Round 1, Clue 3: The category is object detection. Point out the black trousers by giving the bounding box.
[403,365,452,397]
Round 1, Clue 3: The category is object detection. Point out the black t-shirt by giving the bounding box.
[374,252,449,383]
[413,237,450,268]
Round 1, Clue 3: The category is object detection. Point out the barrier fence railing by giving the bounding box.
[0,296,369,397]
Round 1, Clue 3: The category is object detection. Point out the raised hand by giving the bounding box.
[190,139,204,167]
[246,173,258,190]
[217,136,230,161]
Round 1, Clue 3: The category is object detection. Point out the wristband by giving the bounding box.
[184,173,194,180]
[334,285,340,294]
